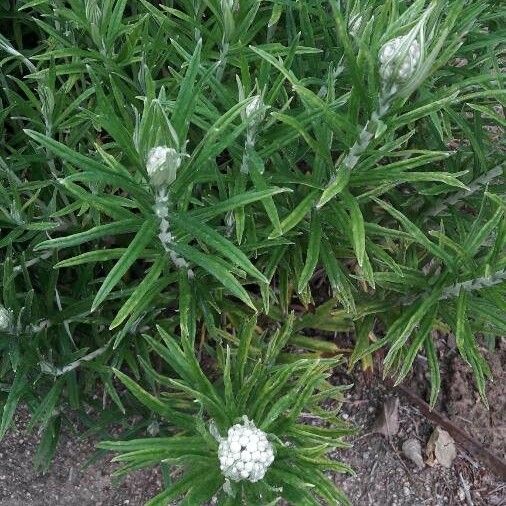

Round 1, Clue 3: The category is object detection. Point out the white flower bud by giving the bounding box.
[379,35,421,82]
[0,305,13,332]
[246,440,257,452]
[244,95,264,123]
[217,416,274,483]
[146,146,182,187]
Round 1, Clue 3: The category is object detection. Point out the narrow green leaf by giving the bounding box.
[341,190,365,266]
[320,239,355,314]
[394,304,438,385]
[190,188,290,221]
[145,464,215,506]
[171,214,267,283]
[35,219,141,251]
[236,315,257,387]
[170,242,256,310]
[0,367,26,440]
[424,336,441,408]
[24,129,132,181]
[55,248,147,268]
[297,211,321,293]
[249,165,282,236]
[179,270,196,344]
[92,219,156,311]
[109,256,166,330]
[317,166,351,209]
[172,38,202,141]
[372,198,453,266]
[112,368,190,426]
[270,189,318,238]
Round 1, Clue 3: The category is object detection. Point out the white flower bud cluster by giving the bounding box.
[0,305,13,332]
[379,35,421,82]
[218,418,274,482]
[146,146,182,187]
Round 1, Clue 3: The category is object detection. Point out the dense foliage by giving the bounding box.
[100,318,353,505]
[0,0,504,503]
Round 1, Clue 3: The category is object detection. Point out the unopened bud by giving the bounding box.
[146,146,182,187]
[244,95,264,122]
[379,35,421,82]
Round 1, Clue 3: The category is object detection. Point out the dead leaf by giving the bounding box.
[402,438,425,469]
[426,426,457,468]
[372,397,399,437]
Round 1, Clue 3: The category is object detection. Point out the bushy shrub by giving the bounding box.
[0,0,504,501]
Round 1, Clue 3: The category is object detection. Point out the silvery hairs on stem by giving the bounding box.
[440,270,506,300]
[342,30,422,172]
[147,146,193,276]
[424,164,504,220]
[400,269,506,307]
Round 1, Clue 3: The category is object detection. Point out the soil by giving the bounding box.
[446,349,505,456]
[331,375,505,506]
[0,409,162,506]
[0,337,504,505]
[331,334,506,506]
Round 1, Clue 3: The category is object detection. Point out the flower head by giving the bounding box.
[146,146,182,187]
[379,35,421,82]
[218,416,274,483]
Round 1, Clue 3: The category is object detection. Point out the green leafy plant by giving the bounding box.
[100,317,353,505]
[0,0,504,484]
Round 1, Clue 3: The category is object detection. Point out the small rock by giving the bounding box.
[402,438,425,469]
[426,427,457,468]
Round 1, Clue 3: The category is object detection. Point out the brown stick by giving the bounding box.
[396,384,506,480]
